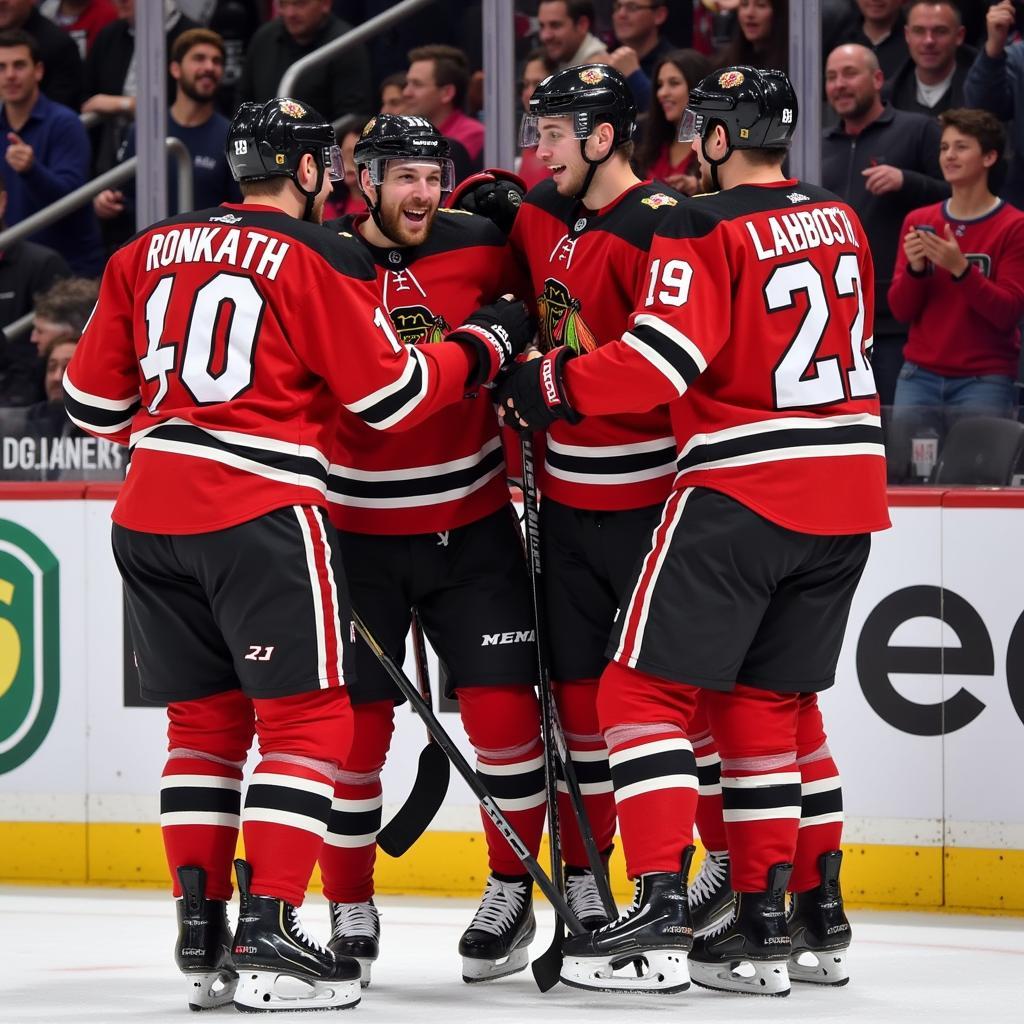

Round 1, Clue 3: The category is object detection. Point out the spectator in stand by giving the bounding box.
[517,47,556,189]
[0,177,70,330]
[828,0,909,81]
[0,0,85,110]
[603,0,673,111]
[205,0,261,115]
[886,0,976,117]
[379,71,406,114]
[323,113,368,220]
[404,44,482,179]
[0,324,44,406]
[38,1,118,61]
[238,0,372,124]
[714,0,788,71]
[889,108,1024,449]
[83,1,199,175]
[93,27,240,230]
[30,276,99,355]
[965,1,1024,211]
[823,43,949,408]
[633,47,711,194]
[0,31,103,277]
[537,0,608,69]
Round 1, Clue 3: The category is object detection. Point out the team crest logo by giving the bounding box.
[538,279,597,354]
[362,116,376,137]
[579,67,605,86]
[641,193,678,210]
[278,99,306,118]
[718,70,745,89]
[391,305,450,345]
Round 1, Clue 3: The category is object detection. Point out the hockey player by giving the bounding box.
[498,67,889,995]
[62,98,532,1013]
[455,63,735,936]
[315,113,547,987]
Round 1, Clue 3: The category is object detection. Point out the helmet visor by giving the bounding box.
[362,157,456,193]
[323,144,345,182]
[677,108,704,144]
[519,113,590,149]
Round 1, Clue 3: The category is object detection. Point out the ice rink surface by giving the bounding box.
[2,887,1021,1024]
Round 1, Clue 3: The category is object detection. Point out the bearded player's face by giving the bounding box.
[375,161,443,246]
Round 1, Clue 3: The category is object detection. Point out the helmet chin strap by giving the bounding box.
[701,133,732,192]
[572,136,614,205]
[294,153,326,222]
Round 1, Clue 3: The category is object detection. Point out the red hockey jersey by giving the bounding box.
[563,180,891,536]
[326,209,530,534]
[64,203,475,534]
[509,178,684,511]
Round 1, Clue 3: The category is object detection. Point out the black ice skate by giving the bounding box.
[174,865,237,1011]
[688,861,793,997]
[559,846,695,994]
[458,873,535,983]
[230,859,361,1012]
[787,849,851,986]
[328,899,380,988]
[565,861,614,932]
[688,850,736,937]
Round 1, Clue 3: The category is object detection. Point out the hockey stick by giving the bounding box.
[376,611,451,858]
[351,608,586,957]
[519,435,619,993]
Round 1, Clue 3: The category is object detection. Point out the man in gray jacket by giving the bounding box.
[964,0,1024,210]
[823,43,949,409]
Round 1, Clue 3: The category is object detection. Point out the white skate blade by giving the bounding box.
[461,944,530,984]
[689,955,790,997]
[789,948,850,986]
[184,969,237,1010]
[233,970,360,1012]
[560,949,691,994]
[355,957,374,988]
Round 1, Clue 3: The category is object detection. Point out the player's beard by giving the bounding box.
[180,73,218,104]
[379,197,438,246]
[552,159,588,198]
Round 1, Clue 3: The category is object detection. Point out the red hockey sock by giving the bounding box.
[553,678,615,866]
[319,700,395,904]
[458,686,545,876]
[690,695,727,853]
[161,689,254,900]
[597,661,699,878]
[791,694,844,892]
[705,686,801,893]
[244,689,352,906]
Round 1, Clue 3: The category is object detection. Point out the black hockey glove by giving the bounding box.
[447,168,526,235]
[496,347,582,432]
[447,296,535,390]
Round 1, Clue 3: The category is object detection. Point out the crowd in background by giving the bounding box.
[0,0,1022,484]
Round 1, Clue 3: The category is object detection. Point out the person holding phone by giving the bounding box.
[888,106,1024,467]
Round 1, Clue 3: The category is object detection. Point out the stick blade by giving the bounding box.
[531,920,565,992]
[376,743,450,858]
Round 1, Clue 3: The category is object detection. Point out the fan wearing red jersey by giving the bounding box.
[456,63,735,942]
[62,98,532,1014]
[312,114,546,988]
[500,67,890,996]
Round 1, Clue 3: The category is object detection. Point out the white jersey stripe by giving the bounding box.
[311,507,345,685]
[242,807,330,836]
[160,811,240,828]
[614,773,698,804]
[294,508,328,688]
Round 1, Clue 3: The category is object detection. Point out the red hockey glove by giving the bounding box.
[495,347,582,432]
[447,296,535,390]
[447,168,527,235]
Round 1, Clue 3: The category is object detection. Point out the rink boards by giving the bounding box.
[0,483,1022,914]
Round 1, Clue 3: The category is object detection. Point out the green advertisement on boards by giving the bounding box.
[0,519,59,774]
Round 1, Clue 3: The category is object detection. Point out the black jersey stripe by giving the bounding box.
[676,422,884,474]
[354,349,428,429]
[625,322,705,392]
[64,390,141,431]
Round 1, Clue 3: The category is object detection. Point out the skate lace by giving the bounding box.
[689,852,728,907]
[467,876,527,936]
[330,901,380,940]
[288,906,327,955]
[592,879,643,935]
[566,871,606,920]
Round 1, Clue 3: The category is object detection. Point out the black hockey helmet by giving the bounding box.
[353,114,456,192]
[521,63,637,149]
[520,64,637,202]
[225,97,343,220]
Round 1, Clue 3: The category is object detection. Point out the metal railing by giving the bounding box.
[278,0,438,97]
[1,137,193,340]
